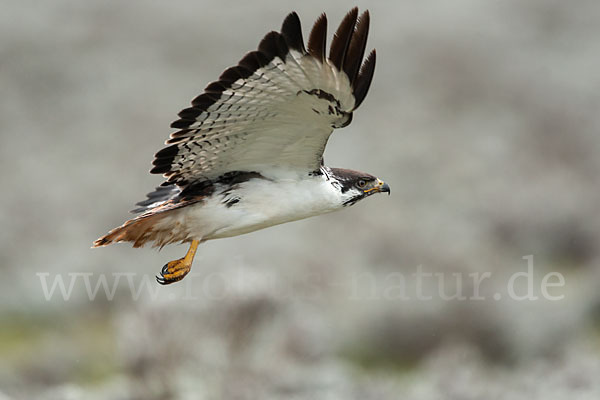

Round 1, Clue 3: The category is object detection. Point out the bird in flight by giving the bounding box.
[94,8,390,285]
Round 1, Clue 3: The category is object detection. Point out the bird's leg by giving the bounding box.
[156,240,199,285]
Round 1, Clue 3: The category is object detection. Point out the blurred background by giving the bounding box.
[2,0,600,399]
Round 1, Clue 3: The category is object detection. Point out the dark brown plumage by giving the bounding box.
[344,10,370,85]
[307,13,327,61]
[328,7,359,71]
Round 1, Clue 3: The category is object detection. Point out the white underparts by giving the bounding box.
[154,173,349,241]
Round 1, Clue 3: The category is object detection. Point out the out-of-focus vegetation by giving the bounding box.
[1,0,599,399]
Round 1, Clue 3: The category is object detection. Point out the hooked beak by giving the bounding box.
[380,181,391,195]
[364,179,391,195]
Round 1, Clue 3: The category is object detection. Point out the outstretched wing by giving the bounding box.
[151,8,376,186]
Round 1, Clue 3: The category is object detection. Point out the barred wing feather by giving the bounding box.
[151,8,376,185]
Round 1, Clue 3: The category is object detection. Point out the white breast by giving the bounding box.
[175,174,344,240]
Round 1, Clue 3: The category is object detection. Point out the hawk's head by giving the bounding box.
[329,168,390,207]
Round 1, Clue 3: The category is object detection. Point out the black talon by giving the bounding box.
[156,258,189,285]
[156,272,180,285]
[156,274,170,285]
[161,263,170,274]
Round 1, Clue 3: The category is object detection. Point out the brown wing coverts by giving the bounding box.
[151,8,376,183]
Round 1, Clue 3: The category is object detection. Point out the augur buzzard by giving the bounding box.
[94,8,390,284]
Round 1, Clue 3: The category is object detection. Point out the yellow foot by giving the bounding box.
[155,240,199,285]
[156,258,192,285]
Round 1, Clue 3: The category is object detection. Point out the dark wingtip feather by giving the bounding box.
[344,10,370,85]
[281,12,305,53]
[329,7,358,71]
[353,49,376,109]
[258,31,289,62]
[307,13,327,61]
[170,119,191,129]
[150,164,171,174]
[154,144,178,161]
[150,144,179,175]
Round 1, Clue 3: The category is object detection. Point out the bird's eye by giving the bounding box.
[357,179,367,189]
